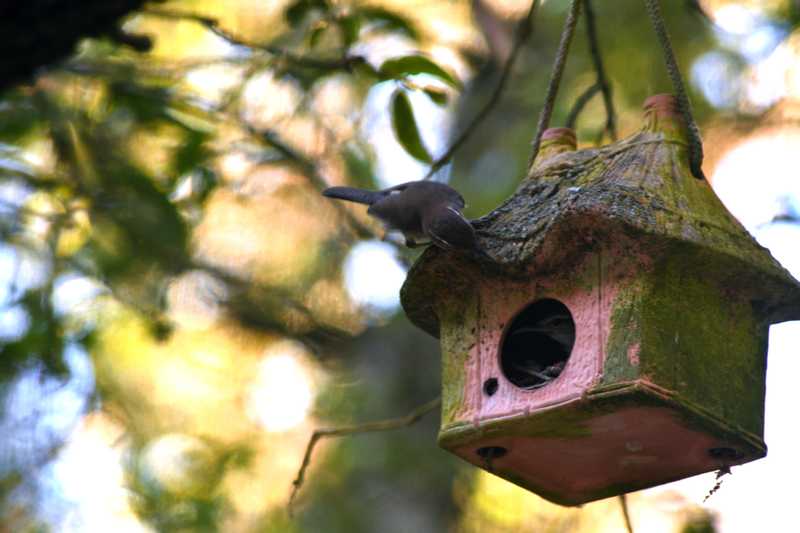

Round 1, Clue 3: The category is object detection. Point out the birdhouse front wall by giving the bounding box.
[438,243,631,433]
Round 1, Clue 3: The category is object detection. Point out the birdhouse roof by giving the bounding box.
[401,95,800,337]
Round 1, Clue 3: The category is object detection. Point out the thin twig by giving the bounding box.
[423,0,541,180]
[619,494,634,533]
[144,9,368,72]
[703,466,731,502]
[565,82,600,129]
[288,396,441,515]
[238,122,375,239]
[582,0,617,141]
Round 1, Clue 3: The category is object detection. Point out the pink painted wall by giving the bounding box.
[445,249,622,430]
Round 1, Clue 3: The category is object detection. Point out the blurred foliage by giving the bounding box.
[0,0,799,531]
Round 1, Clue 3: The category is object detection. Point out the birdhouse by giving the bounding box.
[400,95,800,505]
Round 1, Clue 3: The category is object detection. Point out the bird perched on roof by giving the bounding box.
[322,181,477,251]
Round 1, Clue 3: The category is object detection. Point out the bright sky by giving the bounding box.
[647,138,800,531]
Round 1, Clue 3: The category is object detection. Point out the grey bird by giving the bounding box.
[322,181,476,251]
[507,313,574,389]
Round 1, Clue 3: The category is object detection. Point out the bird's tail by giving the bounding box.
[322,186,381,205]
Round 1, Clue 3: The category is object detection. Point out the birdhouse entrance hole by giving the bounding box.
[500,299,575,390]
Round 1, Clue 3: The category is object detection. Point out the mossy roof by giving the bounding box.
[401,98,800,337]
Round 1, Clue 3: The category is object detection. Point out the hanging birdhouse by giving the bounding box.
[400,94,800,505]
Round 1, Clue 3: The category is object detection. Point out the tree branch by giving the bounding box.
[62,56,378,241]
[565,82,600,130]
[288,396,441,515]
[143,9,368,72]
[582,0,617,141]
[423,0,541,180]
[563,0,616,143]
[239,122,376,240]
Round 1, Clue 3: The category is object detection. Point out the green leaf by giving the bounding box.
[285,0,329,27]
[422,86,449,106]
[109,81,172,125]
[390,90,432,164]
[0,92,41,142]
[338,14,361,48]
[358,7,419,40]
[342,145,376,189]
[172,129,212,177]
[379,55,461,88]
[352,60,381,80]
[309,24,328,48]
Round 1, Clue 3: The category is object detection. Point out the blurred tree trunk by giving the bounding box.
[1,0,148,91]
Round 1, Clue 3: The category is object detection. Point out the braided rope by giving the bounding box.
[644,0,705,180]
[528,0,582,171]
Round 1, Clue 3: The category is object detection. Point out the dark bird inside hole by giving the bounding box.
[322,181,477,251]
[512,313,574,353]
[503,312,574,390]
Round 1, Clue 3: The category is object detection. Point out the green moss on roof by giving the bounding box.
[401,100,800,336]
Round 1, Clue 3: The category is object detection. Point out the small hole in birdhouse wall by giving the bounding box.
[500,298,575,390]
[476,446,508,460]
[483,378,498,396]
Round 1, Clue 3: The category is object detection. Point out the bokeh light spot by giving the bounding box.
[0,304,30,341]
[139,433,218,498]
[52,273,106,317]
[247,343,315,433]
[344,240,407,314]
[712,131,800,230]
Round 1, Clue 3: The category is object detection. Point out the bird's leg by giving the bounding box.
[404,233,432,248]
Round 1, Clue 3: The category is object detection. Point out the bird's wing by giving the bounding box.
[422,206,475,250]
[384,183,411,193]
[450,190,466,209]
[427,182,465,208]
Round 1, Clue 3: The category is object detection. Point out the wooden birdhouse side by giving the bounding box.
[400,95,800,505]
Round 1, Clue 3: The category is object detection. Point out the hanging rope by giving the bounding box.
[423,0,541,180]
[644,0,706,180]
[527,0,583,170]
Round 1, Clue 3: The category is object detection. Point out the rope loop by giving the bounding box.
[644,0,706,180]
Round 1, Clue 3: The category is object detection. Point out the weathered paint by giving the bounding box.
[441,244,627,433]
[626,343,640,366]
[441,383,766,506]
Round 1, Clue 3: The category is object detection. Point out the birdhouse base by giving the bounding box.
[440,380,766,506]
